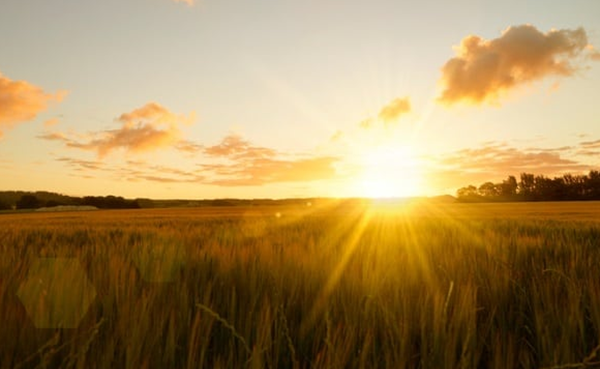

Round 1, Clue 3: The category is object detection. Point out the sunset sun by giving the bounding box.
[357,145,423,198]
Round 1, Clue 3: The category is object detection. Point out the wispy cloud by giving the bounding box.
[359,97,412,130]
[200,134,338,186]
[575,139,600,157]
[172,0,194,6]
[0,72,66,137]
[204,134,276,159]
[579,139,600,149]
[200,156,339,186]
[378,97,411,124]
[175,140,204,153]
[41,102,195,157]
[53,133,340,187]
[57,157,108,172]
[427,141,594,190]
[43,118,60,128]
[438,25,597,106]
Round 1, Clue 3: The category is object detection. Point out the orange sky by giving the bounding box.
[1,0,600,199]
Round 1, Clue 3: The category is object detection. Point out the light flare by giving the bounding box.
[357,144,424,198]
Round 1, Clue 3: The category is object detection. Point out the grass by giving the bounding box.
[1,201,600,368]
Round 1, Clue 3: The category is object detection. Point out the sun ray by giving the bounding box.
[300,204,373,336]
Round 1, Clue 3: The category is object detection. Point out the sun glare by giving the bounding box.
[357,145,424,198]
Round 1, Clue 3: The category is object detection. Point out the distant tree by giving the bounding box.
[456,185,481,202]
[586,170,600,199]
[500,176,518,198]
[0,200,11,210]
[458,171,600,203]
[82,195,140,209]
[44,200,62,208]
[16,195,41,209]
[519,173,535,200]
[478,182,500,198]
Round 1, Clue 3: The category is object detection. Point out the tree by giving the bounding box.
[456,185,481,201]
[0,200,11,210]
[500,176,518,198]
[586,170,600,199]
[519,173,535,200]
[478,182,500,198]
[16,195,41,209]
[459,171,600,203]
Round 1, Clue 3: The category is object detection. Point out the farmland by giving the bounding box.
[1,201,600,368]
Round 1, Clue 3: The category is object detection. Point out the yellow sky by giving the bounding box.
[1,0,600,199]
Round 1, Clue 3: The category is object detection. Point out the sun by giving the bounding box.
[356,145,424,198]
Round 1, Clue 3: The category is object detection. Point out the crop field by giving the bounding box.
[1,201,600,368]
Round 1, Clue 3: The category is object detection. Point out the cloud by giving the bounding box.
[586,45,600,61]
[172,0,194,6]
[56,155,205,183]
[427,141,593,190]
[202,156,339,186]
[204,134,276,159]
[579,139,600,149]
[199,134,338,185]
[330,130,343,142]
[38,131,70,142]
[0,72,66,136]
[53,133,339,187]
[378,97,411,123]
[175,140,204,153]
[438,25,596,105]
[422,141,600,194]
[57,157,107,172]
[575,139,600,157]
[358,97,412,130]
[44,118,60,128]
[42,102,195,157]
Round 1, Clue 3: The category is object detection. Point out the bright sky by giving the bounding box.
[1,0,599,199]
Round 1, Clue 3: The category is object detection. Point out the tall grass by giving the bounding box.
[1,202,600,368]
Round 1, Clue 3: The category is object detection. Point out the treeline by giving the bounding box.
[80,196,140,209]
[0,192,140,210]
[457,171,600,202]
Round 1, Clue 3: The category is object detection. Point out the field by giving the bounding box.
[1,201,600,368]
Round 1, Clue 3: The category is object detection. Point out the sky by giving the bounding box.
[1,0,599,199]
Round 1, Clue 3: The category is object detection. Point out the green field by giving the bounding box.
[2,201,600,368]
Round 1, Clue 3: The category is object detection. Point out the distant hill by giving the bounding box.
[426,195,457,203]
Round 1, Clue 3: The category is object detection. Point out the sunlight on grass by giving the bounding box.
[2,203,600,368]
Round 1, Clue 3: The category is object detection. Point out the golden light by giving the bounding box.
[357,144,424,198]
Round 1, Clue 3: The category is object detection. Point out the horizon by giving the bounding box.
[2,0,600,199]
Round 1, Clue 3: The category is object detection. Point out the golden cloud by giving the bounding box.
[378,97,411,123]
[43,118,60,128]
[204,134,276,159]
[426,141,592,191]
[200,134,338,185]
[42,102,195,157]
[438,25,595,105]
[0,72,66,136]
[172,0,194,6]
[421,140,600,194]
[203,156,339,186]
[53,132,339,186]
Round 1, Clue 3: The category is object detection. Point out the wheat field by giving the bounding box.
[1,201,600,368]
